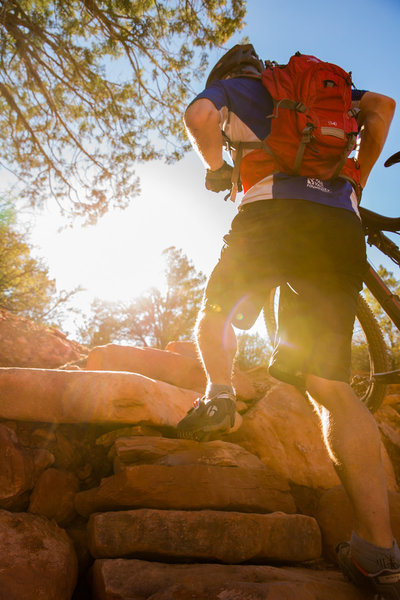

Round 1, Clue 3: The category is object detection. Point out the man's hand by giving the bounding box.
[205,161,234,192]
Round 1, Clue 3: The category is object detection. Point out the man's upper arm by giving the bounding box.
[184,98,221,133]
[353,91,396,187]
[357,91,396,127]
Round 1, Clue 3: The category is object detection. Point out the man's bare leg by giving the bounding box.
[305,374,393,547]
[195,308,237,388]
[176,309,237,438]
[193,317,393,545]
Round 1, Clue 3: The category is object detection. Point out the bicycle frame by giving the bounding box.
[366,257,400,383]
[360,156,400,383]
[364,264,400,331]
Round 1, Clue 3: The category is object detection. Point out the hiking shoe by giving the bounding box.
[337,542,400,599]
[177,392,236,441]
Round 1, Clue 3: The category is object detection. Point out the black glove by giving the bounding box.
[205,161,234,192]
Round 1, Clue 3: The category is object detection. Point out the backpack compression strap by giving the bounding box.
[223,98,311,192]
[222,135,277,201]
[268,100,359,177]
[223,102,360,198]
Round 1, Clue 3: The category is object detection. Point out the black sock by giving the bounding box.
[351,531,400,573]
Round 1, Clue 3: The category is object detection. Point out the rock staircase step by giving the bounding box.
[109,435,267,471]
[0,367,197,425]
[74,463,296,517]
[92,558,365,600]
[88,508,321,564]
[86,342,259,400]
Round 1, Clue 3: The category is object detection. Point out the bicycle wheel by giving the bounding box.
[263,289,390,412]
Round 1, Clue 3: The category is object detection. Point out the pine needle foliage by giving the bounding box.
[0,0,245,222]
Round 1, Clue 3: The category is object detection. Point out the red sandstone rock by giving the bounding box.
[376,405,400,483]
[226,383,340,489]
[165,339,269,399]
[226,383,398,491]
[86,343,258,400]
[165,340,199,358]
[1,313,400,600]
[0,308,86,368]
[75,463,295,518]
[384,394,400,407]
[315,485,400,562]
[92,559,365,600]
[0,424,54,507]
[109,436,266,472]
[87,344,205,390]
[0,509,77,600]
[96,425,162,448]
[0,367,198,425]
[88,508,321,563]
[28,468,80,526]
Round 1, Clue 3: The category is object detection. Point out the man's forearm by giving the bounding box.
[356,92,396,188]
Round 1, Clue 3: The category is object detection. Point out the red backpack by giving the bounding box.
[229,53,361,199]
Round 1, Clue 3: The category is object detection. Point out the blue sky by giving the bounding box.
[229,0,400,219]
[29,0,400,336]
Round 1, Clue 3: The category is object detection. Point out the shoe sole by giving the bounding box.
[177,414,235,441]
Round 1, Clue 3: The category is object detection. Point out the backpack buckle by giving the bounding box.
[302,123,315,142]
[294,101,307,113]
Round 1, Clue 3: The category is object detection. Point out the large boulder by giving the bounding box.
[92,559,365,600]
[0,509,77,600]
[226,383,339,489]
[88,508,321,563]
[86,343,258,401]
[0,367,198,425]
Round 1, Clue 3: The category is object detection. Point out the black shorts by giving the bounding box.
[203,199,367,384]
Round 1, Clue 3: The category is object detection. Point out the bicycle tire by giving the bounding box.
[263,289,390,412]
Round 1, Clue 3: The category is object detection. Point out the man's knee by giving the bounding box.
[198,298,260,332]
[195,305,228,338]
[305,373,360,413]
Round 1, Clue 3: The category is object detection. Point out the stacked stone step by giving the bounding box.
[92,560,365,600]
[73,434,361,600]
[0,345,391,599]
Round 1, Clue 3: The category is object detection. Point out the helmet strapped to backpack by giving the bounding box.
[206,44,265,87]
